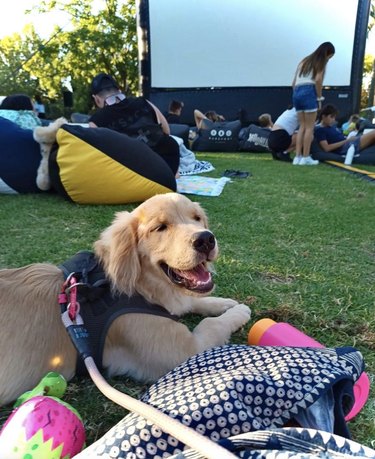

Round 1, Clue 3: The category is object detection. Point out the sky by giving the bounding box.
[0,0,72,39]
[1,1,375,51]
[0,0,105,39]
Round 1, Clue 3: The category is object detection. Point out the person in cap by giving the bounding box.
[89,73,180,175]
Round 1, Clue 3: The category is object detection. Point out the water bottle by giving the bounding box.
[344,144,355,165]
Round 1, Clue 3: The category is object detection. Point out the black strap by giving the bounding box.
[59,251,179,375]
[59,250,107,287]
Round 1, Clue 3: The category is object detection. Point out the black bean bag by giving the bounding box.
[169,123,190,147]
[192,119,241,152]
[0,117,41,194]
[311,140,375,165]
[239,124,272,152]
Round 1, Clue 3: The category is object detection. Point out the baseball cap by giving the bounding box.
[91,73,119,95]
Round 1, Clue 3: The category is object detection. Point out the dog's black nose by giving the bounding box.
[192,231,216,254]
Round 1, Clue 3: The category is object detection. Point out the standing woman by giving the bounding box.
[292,42,335,165]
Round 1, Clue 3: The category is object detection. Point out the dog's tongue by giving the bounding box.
[175,264,212,289]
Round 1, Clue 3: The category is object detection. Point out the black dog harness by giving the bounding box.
[58,251,179,375]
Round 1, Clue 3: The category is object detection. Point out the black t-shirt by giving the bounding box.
[90,97,164,147]
[165,113,181,124]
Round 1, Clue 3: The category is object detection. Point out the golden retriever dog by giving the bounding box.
[33,117,67,191]
[0,193,250,405]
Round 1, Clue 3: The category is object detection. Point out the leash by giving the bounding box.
[59,274,92,362]
[59,276,237,459]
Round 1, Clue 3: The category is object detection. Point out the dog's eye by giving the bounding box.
[155,224,168,232]
[193,215,201,222]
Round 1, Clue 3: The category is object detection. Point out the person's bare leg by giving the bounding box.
[358,129,375,150]
[302,111,317,157]
[292,112,305,165]
[295,111,305,156]
[287,133,298,152]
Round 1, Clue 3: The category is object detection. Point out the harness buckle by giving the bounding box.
[59,273,87,319]
[67,301,80,321]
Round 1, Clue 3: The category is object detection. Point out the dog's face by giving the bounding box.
[136,193,217,294]
[95,193,218,299]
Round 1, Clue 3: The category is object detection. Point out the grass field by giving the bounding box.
[0,152,374,449]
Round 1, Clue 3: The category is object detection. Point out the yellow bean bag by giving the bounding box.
[49,125,176,204]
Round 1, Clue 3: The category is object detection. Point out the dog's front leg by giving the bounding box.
[34,117,67,191]
[36,144,52,190]
[192,303,251,350]
[190,296,240,316]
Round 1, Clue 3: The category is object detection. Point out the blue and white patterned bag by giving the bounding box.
[76,344,367,459]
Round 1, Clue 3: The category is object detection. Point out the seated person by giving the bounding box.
[194,109,225,129]
[258,113,273,129]
[341,113,361,136]
[0,93,42,129]
[268,107,298,162]
[89,73,180,175]
[165,100,184,124]
[314,104,375,156]
[346,120,360,139]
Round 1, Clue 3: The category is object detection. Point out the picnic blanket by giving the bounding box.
[177,176,231,196]
[179,160,215,176]
[172,135,215,176]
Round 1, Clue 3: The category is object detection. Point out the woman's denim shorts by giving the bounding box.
[293,84,318,112]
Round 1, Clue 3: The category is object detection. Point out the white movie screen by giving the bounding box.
[147,0,358,89]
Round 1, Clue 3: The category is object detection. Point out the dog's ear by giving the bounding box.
[94,211,141,296]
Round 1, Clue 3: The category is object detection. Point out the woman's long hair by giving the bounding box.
[205,111,221,122]
[298,42,335,79]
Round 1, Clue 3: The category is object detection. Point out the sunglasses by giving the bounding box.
[104,93,126,106]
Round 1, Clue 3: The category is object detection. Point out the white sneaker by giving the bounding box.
[292,155,302,165]
[299,156,319,166]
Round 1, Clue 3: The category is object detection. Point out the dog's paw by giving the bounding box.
[54,117,68,129]
[36,170,51,191]
[223,303,251,331]
[214,297,239,314]
[191,297,240,316]
[33,117,68,143]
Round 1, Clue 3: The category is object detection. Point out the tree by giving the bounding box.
[0,0,138,116]
[1,0,374,116]
[0,27,46,97]
[362,54,375,109]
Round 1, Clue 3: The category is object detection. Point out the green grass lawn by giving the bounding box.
[0,152,374,449]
